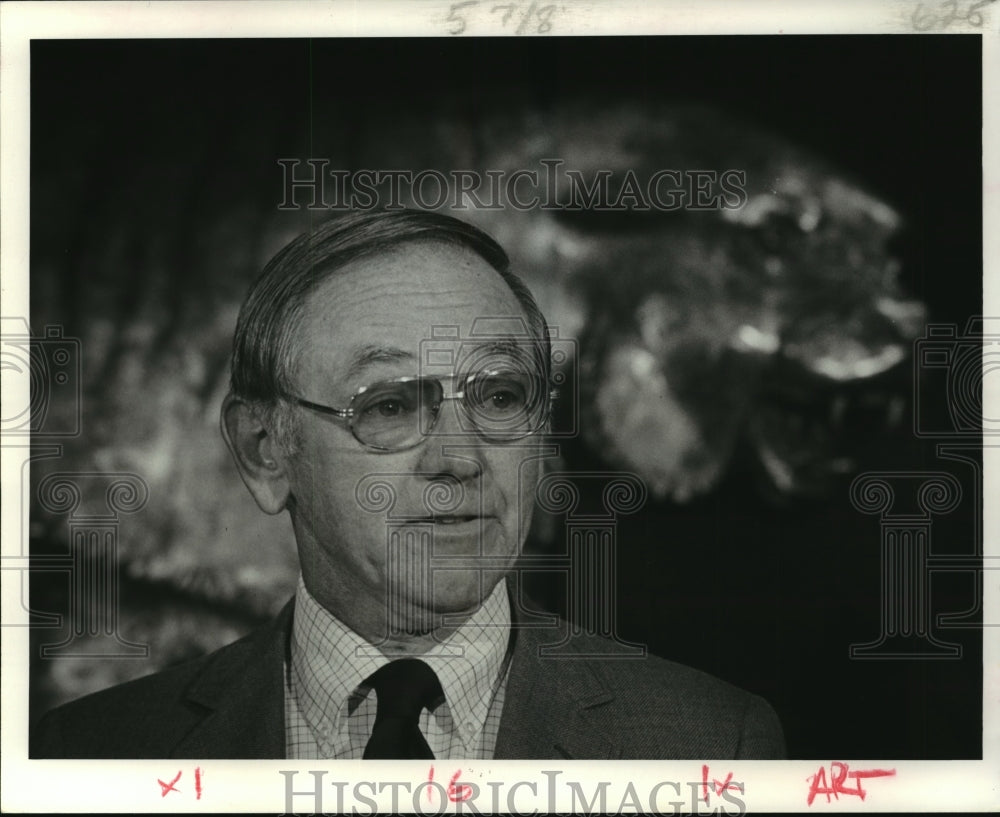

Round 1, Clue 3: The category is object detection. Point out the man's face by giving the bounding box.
[282,240,545,638]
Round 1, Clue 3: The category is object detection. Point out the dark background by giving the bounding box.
[28,35,982,759]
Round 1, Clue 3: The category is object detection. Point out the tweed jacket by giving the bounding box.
[31,599,785,759]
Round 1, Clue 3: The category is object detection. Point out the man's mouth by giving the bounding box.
[431,515,480,525]
[401,514,485,525]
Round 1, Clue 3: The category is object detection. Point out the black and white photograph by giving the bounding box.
[1,1,996,813]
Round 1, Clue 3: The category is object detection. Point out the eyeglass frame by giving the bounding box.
[278,370,559,452]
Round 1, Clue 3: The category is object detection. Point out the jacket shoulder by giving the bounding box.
[31,619,279,759]
[600,646,785,758]
[519,627,786,758]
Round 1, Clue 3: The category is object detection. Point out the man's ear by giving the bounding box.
[220,393,291,514]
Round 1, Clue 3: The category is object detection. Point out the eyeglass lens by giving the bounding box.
[351,370,545,449]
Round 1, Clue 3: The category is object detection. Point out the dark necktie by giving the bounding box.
[362,658,444,759]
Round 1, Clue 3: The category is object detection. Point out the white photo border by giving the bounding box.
[2,1,997,813]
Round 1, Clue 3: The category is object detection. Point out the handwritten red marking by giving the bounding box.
[701,765,740,802]
[448,769,473,803]
[194,767,202,800]
[807,762,896,806]
[157,771,182,798]
[427,765,434,802]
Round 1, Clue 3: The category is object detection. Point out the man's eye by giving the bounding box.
[473,376,530,415]
[374,399,404,417]
[359,389,418,419]
[488,389,522,410]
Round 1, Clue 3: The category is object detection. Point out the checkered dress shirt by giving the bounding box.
[284,576,512,759]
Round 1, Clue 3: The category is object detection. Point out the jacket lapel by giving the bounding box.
[171,600,294,759]
[494,597,621,759]
[165,590,620,759]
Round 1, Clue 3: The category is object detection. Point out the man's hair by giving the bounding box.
[230,209,550,447]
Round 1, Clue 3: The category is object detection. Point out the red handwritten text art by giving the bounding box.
[427,765,474,804]
[806,762,895,806]
[157,767,203,800]
[701,765,742,803]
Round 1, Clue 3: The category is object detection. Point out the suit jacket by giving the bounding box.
[31,598,785,759]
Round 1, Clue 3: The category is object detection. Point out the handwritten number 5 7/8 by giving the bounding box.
[446,1,557,35]
[447,1,479,34]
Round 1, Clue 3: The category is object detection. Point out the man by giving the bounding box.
[31,209,785,759]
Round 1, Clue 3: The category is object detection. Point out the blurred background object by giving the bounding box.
[26,36,982,759]
[463,103,925,503]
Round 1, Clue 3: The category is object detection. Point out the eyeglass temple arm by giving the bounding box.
[291,396,352,419]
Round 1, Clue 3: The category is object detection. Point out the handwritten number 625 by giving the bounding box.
[912,0,993,30]
[966,0,994,24]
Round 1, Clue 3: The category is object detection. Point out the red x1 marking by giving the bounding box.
[157,771,182,797]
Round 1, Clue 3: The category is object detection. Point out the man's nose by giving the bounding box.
[413,399,486,482]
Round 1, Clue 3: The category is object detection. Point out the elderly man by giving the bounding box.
[31,209,785,759]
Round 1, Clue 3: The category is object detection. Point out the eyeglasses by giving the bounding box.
[282,368,556,452]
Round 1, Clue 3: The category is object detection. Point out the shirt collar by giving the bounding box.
[290,575,511,751]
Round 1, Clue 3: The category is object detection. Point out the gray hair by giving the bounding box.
[229,209,550,449]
